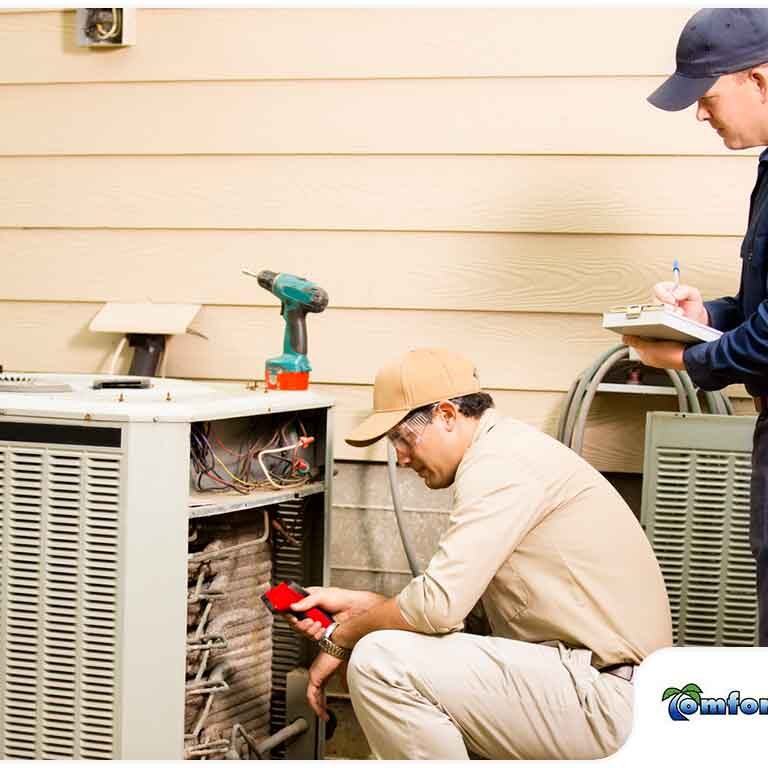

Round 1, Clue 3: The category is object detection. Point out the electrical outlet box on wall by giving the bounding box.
[75,8,136,47]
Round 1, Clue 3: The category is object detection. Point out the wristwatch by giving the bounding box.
[318,621,352,661]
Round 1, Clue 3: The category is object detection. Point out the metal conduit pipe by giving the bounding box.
[387,440,421,578]
[704,386,728,415]
[702,388,722,415]
[570,347,629,457]
[228,722,264,760]
[561,344,626,448]
[253,718,309,756]
[663,369,690,413]
[555,374,581,445]
[679,369,702,413]
[679,369,733,415]
[559,373,587,448]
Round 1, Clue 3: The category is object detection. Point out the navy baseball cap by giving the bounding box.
[649,8,768,112]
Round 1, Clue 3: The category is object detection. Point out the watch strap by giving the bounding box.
[318,623,352,660]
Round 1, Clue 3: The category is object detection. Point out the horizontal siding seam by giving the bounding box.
[0,226,745,240]
[0,226,750,238]
[0,298,652,319]
[0,74,705,87]
[0,152,758,160]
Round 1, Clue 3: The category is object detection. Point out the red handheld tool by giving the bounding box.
[261,581,334,628]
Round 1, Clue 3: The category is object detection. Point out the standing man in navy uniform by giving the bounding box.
[624,8,768,645]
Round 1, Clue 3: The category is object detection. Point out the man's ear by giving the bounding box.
[435,400,459,431]
[750,65,768,102]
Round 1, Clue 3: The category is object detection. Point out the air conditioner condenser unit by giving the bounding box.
[0,373,333,759]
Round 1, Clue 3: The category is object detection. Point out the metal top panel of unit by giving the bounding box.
[0,373,334,424]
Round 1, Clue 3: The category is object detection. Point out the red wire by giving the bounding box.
[212,431,249,458]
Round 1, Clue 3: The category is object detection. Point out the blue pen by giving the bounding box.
[672,259,680,304]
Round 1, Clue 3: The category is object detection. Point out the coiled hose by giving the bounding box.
[557,344,733,455]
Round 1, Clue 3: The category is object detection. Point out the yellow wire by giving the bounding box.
[212,452,267,488]
[210,443,307,490]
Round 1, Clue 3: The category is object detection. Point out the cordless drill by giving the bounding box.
[243,269,329,390]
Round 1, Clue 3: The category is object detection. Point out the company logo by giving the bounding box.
[663,683,768,721]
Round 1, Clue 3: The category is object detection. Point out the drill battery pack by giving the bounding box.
[264,367,310,391]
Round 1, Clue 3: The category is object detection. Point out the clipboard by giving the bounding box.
[602,304,722,343]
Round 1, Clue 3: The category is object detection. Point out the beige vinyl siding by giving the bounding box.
[0,301,646,389]
[0,8,753,472]
[0,156,756,232]
[0,78,760,157]
[0,9,692,83]
[0,229,746,312]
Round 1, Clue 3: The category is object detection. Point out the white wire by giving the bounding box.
[158,336,169,378]
[258,442,309,489]
[108,336,128,375]
[95,8,119,40]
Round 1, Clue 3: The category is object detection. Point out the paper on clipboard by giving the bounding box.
[602,304,722,343]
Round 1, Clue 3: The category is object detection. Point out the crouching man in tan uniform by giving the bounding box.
[289,347,672,759]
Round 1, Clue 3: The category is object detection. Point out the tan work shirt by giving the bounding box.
[397,408,672,668]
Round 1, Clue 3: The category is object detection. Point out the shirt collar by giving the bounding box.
[759,147,768,165]
[469,407,500,448]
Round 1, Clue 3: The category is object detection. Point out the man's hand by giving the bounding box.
[287,587,386,641]
[622,335,686,370]
[653,281,709,325]
[306,651,344,721]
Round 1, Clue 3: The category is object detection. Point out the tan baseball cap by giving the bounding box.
[344,348,482,447]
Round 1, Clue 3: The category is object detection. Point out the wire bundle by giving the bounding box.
[190,417,314,494]
[557,344,733,456]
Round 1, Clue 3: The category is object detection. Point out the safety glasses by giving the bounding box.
[386,405,438,452]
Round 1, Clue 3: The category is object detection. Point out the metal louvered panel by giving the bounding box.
[642,413,758,646]
[0,448,4,741]
[650,448,691,636]
[80,454,121,759]
[722,455,754,645]
[686,453,728,644]
[0,442,122,760]
[43,452,82,759]
[6,448,44,759]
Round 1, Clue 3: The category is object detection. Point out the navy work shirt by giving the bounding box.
[684,148,768,396]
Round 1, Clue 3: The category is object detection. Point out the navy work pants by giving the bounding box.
[750,411,768,646]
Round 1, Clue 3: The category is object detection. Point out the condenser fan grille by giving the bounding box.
[0,444,122,759]
[642,414,757,646]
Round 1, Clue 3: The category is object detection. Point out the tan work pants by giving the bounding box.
[346,630,633,760]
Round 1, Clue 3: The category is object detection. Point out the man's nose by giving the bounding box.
[696,101,710,122]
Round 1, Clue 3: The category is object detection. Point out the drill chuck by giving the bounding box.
[256,270,277,293]
[305,287,329,313]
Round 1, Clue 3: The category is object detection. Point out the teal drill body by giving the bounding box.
[253,270,328,389]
